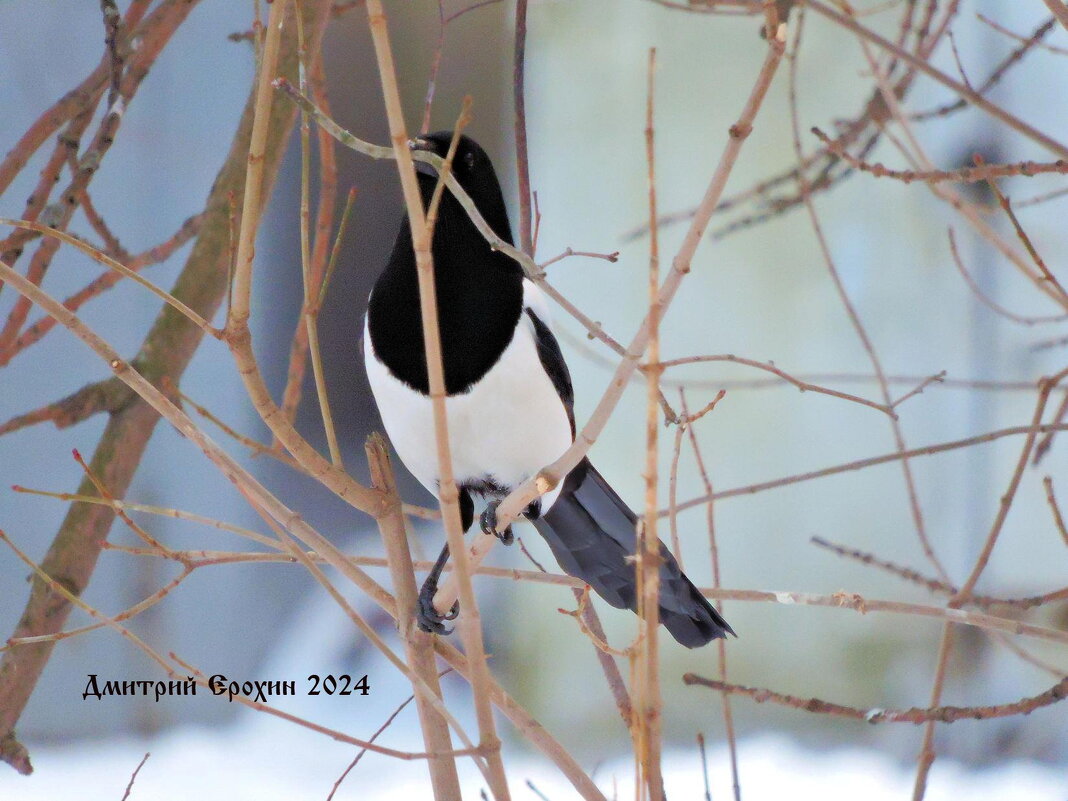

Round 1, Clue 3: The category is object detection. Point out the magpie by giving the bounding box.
[363,131,734,648]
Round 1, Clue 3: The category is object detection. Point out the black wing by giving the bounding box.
[525,307,575,437]
[522,304,733,647]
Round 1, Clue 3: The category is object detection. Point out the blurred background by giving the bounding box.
[0,0,1065,797]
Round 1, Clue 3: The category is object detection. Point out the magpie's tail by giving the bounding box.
[532,459,734,648]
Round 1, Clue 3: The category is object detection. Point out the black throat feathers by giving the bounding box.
[367,169,524,396]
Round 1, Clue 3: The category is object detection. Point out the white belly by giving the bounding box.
[364,289,572,514]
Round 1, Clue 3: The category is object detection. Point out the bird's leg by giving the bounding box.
[480,500,514,545]
[417,542,460,634]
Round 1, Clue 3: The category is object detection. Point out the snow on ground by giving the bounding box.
[4,588,1063,799]
[1,722,1063,801]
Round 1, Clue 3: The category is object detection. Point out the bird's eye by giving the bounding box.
[464,151,476,169]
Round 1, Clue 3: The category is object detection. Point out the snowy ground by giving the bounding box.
[5,590,1064,799]
[2,723,1064,801]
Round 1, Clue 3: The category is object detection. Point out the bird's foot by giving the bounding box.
[480,500,513,545]
[417,578,459,635]
[523,498,542,523]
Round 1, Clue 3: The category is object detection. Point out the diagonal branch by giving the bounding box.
[684,673,1068,723]
[432,23,788,616]
[1042,0,1068,32]
[0,1,334,775]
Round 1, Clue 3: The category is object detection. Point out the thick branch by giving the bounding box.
[0,1,334,774]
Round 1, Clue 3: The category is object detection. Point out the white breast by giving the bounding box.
[364,279,572,513]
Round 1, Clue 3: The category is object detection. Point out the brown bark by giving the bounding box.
[0,1,334,774]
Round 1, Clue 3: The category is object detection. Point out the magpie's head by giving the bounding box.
[409,131,513,244]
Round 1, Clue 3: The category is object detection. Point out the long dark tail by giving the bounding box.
[532,459,734,648]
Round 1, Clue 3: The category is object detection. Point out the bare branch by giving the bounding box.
[683,674,1068,724]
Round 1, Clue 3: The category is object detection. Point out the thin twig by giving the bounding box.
[680,391,740,801]
[789,13,948,584]
[946,229,1067,327]
[683,673,1068,723]
[433,24,787,613]
[980,156,1068,304]
[656,353,896,417]
[812,128,1068,183]
[295,15,343,468]
[0,0,195,351]
[327,668,457,801]
[0,219,218,340]
[810,536,1068,611]
[1033,390,1068,464]
[976,13,1068,56]
[891,372,946,409]
[1044,477,1068,547]
[3,212,202,363]
[514,0,533,255]
[805,0,1068,159]
[697,733,712,801]
[119,753,150,801]
[668,421,1068,513]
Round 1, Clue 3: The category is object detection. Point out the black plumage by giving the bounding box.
[534,460,733,648]
[364,131,734,647]
[367,135,522,396]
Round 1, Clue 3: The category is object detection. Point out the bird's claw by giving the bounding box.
[417,580,459,635]
[480,500,514,545]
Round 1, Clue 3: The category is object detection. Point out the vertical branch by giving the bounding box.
[422,2,447,134]
[295,10,343,467]
[362,3,511,799]
[227,0,289,332]
[223,11,384,512]
[513,0,533,255]
[911,624,955,801]
[680,390,740,801]
[0,220,603,801]
[0,1,337,774]
[278,51,341,438]
[371,435,463,800]
[636,45,664,801]
[433,27,787,608]
[910,356,1066,801]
